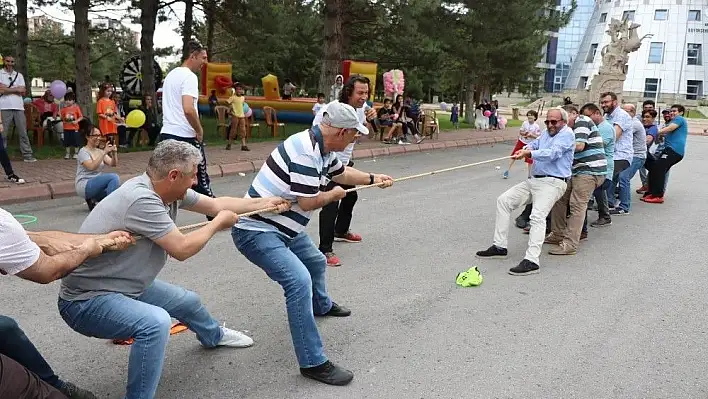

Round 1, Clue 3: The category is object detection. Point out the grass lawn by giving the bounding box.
[4,116,522,160]
[686,109,707,119]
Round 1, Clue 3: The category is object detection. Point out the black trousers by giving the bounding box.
[0,134,14,177]
[159,133,215,199]
[319,161,357,253]
[645,147,682,197]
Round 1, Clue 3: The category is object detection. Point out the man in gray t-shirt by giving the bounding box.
[613,104,647,214]
[57,140,290,399]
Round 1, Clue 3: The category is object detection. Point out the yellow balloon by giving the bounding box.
[126,109,146,128]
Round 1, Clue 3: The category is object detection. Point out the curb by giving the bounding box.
[0,138,515,206]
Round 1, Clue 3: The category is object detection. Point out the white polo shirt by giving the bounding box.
[0,208,40,276]
[0,69,26,111]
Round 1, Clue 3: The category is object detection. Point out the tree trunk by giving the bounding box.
[73,0,92,115]
[204,0,216,59]
[15,0,29,93]
[181,0,194,62]
[318,0,343,96]
[464,81,475,124]
[140,0,158,97]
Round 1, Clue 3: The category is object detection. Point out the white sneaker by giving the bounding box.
[64,153,70,159]
[216,326,253,348]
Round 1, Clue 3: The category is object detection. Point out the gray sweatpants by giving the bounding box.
[1,109,33,159]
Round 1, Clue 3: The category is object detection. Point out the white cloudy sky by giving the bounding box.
[33,2,200,64]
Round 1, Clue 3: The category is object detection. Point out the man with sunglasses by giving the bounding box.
[312,75,377,267]
[232,101,393,386]
[0,55,35,162]
[476,107,575,275]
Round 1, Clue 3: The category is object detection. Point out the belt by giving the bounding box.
[533,175,569,182]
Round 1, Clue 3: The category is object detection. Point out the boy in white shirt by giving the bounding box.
[503,110,540,179]
[312,93,325,115]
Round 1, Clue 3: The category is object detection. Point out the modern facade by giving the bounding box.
[563,0,708,101]
[542,0,596,92]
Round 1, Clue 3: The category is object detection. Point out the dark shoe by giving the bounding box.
[300,360,354,386]
[515,214,529,229]
[85,199,97,211]
[508,259,540,276]
[580,231,588,240]
[320,302,351,317]
[225,143,231,150]
[241,145,250,151]
[6,173,25,184]
[475,245,508,259]
[59,381,98,399]
[590,218,612,228]
[609,208,629,215]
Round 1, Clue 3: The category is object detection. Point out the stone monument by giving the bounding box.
[567,18,652,104]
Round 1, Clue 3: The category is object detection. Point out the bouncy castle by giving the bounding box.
[198,60,379,124]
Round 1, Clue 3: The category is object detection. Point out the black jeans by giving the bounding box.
[319,161,357,253]
[645,147,682,197]
[159,133,215,198]
[0,315,63,390]
[0,133,14,177]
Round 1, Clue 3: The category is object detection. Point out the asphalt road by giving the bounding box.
[3,137,708,399]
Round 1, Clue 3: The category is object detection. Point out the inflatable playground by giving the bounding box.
[198,60,384,124]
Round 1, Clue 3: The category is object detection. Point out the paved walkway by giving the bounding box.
[0,128,519,204]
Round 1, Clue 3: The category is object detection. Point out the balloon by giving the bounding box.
[50,80,67,99]
[126,109,146,128]
[243,103,250,114]
[484,110,491,117]
[245,108,253,118]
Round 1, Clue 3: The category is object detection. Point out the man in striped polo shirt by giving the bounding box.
[545,104,606,256]
[231,101,393,386]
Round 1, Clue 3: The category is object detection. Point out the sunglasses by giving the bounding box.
[544,119,561,126]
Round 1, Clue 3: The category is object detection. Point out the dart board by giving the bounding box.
[119,54,163,97]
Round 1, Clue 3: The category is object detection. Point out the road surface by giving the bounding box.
[3,138,708,398]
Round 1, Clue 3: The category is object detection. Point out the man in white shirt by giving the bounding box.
[159,40,215,201]
[0,55,35,162]
[312,75,377,267]
[0,207,133,398]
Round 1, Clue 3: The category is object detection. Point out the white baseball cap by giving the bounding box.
[324,101,369,135]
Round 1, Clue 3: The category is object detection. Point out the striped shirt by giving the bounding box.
[572,115,607,176]
[235,127,345,237]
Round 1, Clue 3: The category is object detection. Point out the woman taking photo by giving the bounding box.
[75,119,120,210]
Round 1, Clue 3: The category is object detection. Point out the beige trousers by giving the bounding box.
[551,174,605,249]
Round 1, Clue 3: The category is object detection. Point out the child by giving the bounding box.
[96,84,121,145]
[226,84,249,151]
[450,103,459,129]
[503,110,540,179]
[60,91,83,159]
[313,93,326,115]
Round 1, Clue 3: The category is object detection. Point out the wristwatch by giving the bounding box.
[369,173,374,185]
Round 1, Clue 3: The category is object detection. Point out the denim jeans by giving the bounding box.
[232,228,332,368]
[84,173,120,201]
[0,315,64,390]
[617,157,646,211]
[58,280,223,399]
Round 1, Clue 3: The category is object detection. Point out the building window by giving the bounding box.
[586,43,598,63]
[686,80,703,100]
[687,43,702,65]
[578,76,589,89]
[622,10,635,21]
[654,10,668,20]
[648,42,664,64]
[643,78,661,99]
[688,10,701,21]
[599,13,607,23]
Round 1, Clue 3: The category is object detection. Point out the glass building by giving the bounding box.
[543,0,596,92]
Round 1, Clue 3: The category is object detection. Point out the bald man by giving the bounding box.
[476,108,575,276]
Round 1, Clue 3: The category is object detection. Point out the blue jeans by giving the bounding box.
[58,280,223,399]
[84,173,120,201]
[617,157,645,211]
[232,228,332,368]
[0,315,64,390]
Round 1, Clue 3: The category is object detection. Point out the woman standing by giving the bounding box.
[75,120,120,210]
